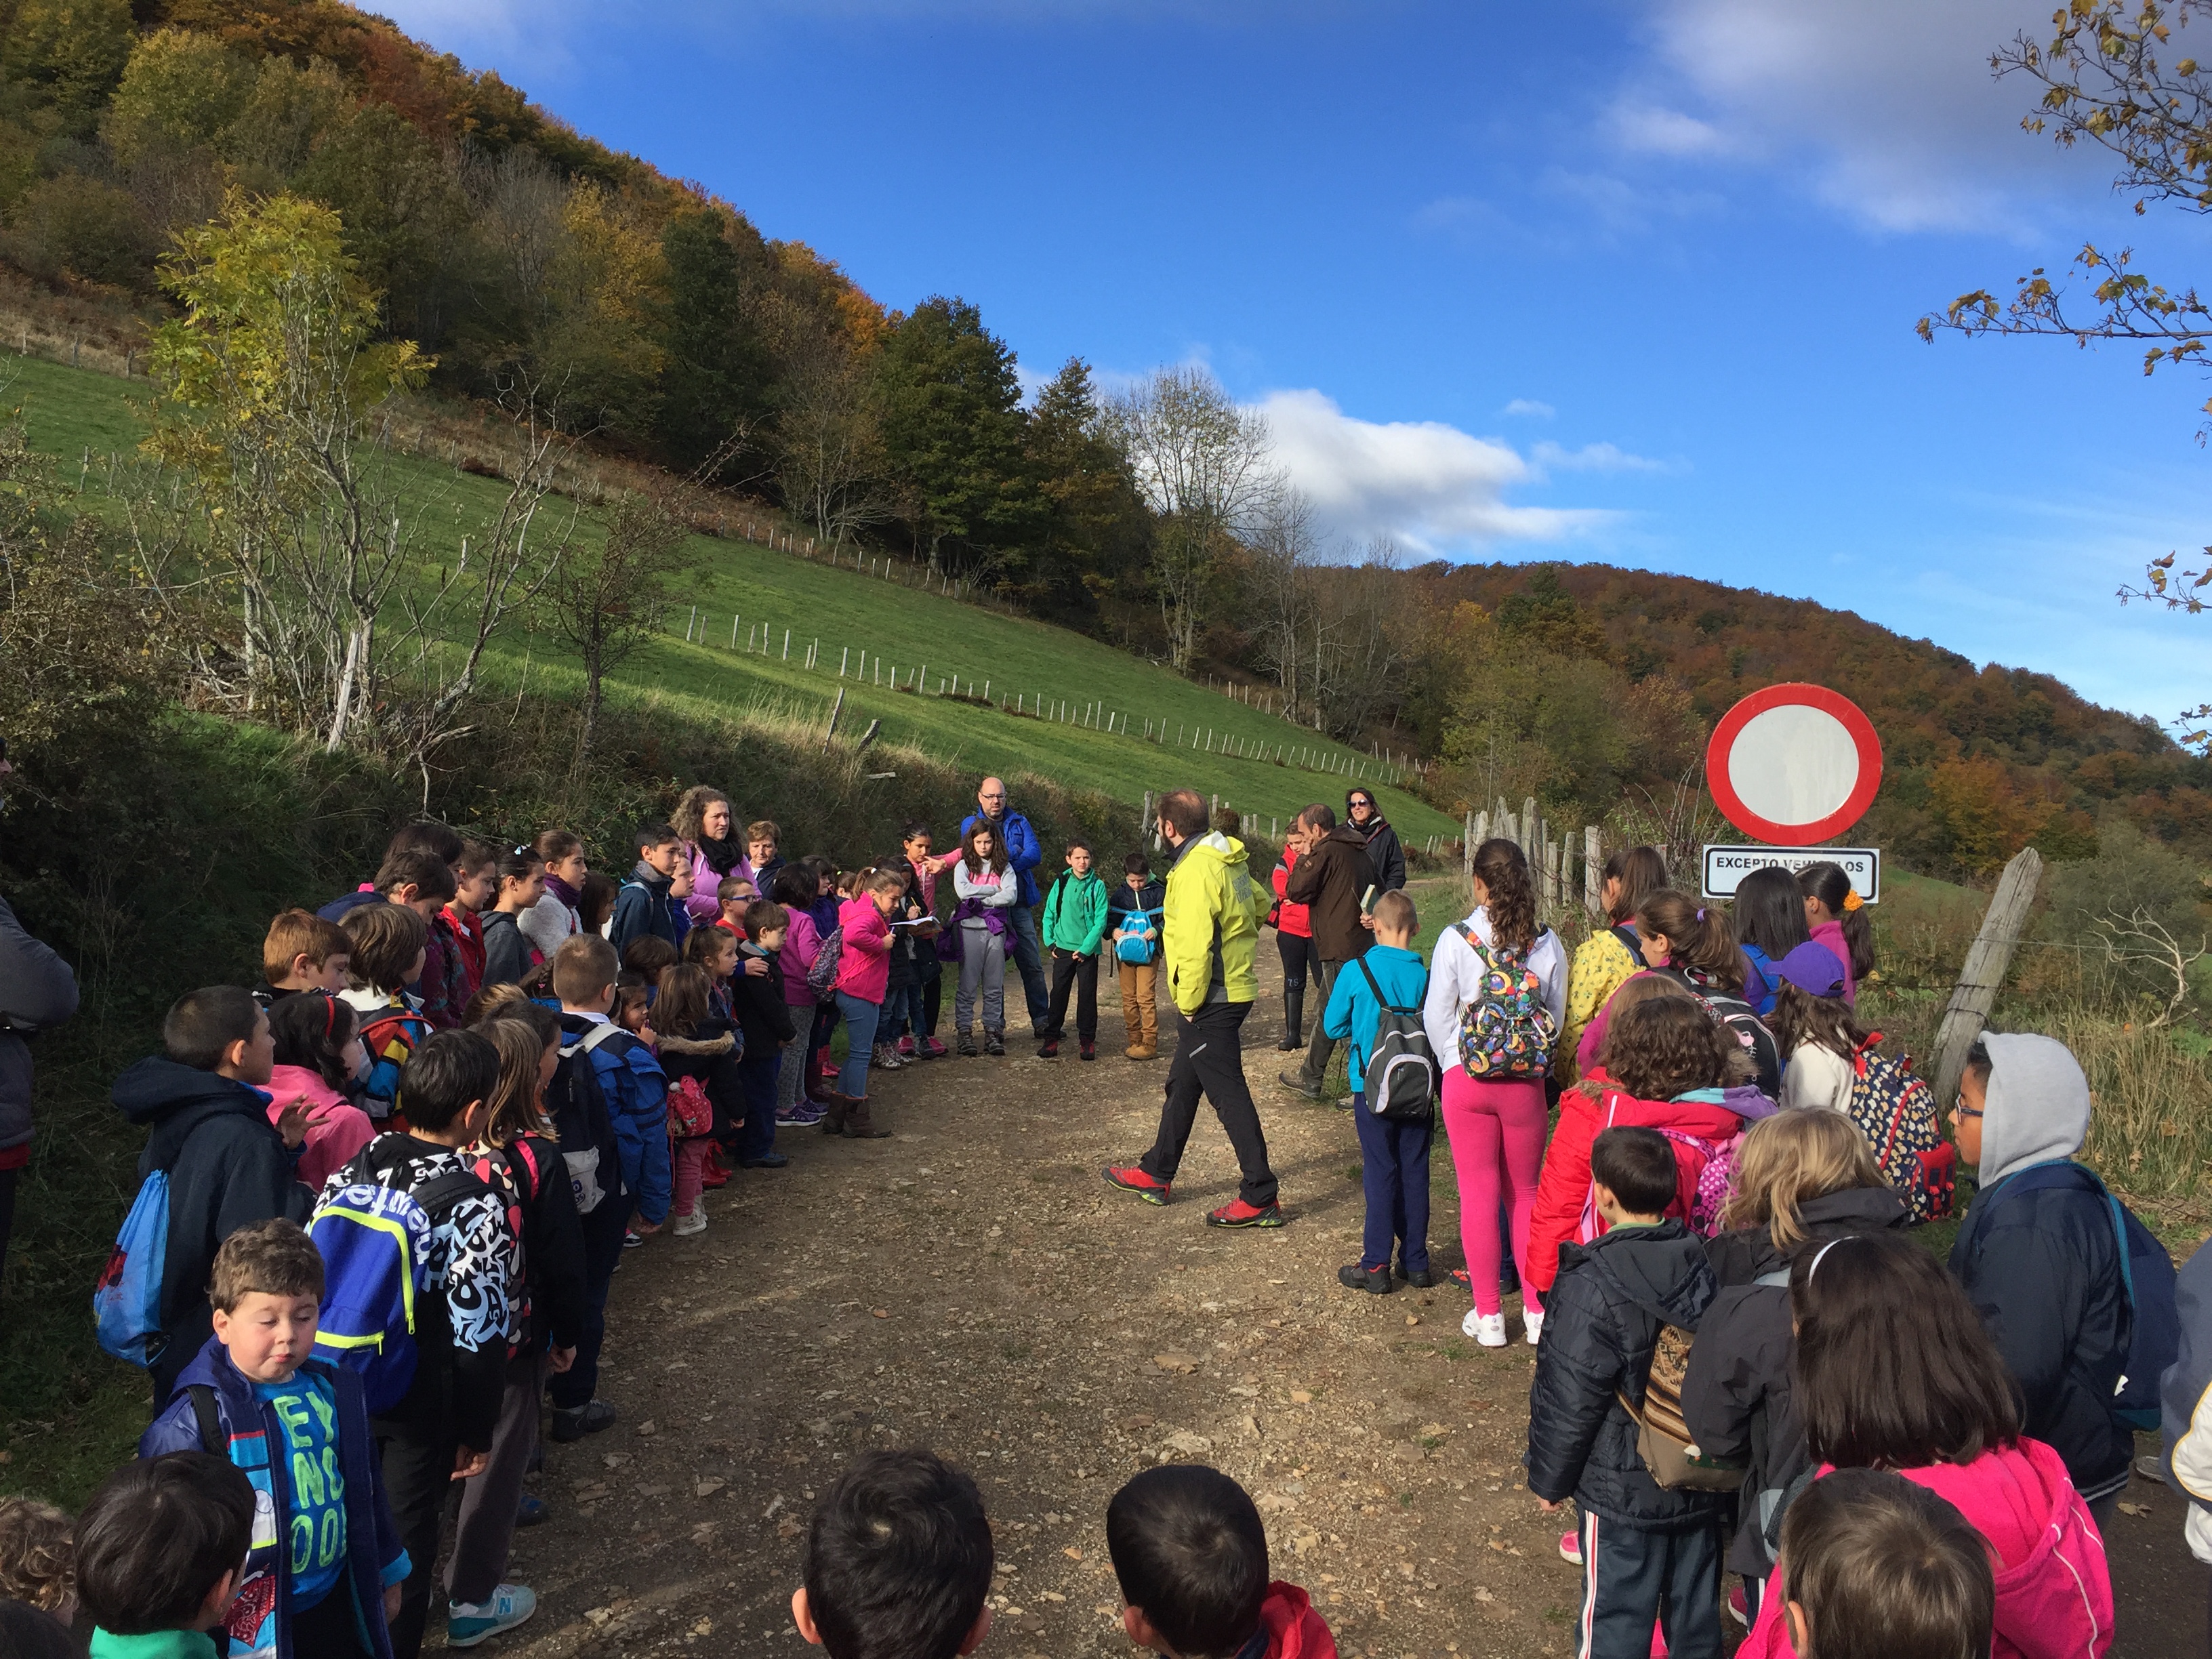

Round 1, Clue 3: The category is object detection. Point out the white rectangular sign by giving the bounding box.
[1702,845,1880,903]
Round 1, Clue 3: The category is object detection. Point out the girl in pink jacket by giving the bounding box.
[1738,1231,2112,1659]
[823,868,903,1138]
[264,991,377,1191]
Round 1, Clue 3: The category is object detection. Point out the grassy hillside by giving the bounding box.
[3,351,1458,844]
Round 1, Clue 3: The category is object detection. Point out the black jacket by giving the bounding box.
[500,1130,585,1355]
[1525,1218,1725,1528]
[480,909,535,987]
[0,895,77,1158]
[658,1023,746,1145]
[1350,811,1407,893]
[1681,1185,1909,1575]
[1950,1166,2134,1501]
[113,1057,313,1398]
[730,944,797,1055]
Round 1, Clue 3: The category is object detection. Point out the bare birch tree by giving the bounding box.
[1107,367,1275,671]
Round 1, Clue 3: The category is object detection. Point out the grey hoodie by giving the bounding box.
[1977,1031,2091,1182]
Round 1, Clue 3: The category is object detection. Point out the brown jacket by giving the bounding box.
[1284,826,1375,961]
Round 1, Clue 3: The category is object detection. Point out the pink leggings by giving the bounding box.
[1440,1070,1549,1317]
[672,1135,712,1221]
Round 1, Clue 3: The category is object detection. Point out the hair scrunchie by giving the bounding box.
[1695,907,1706,922]
[1843,888,1864,912]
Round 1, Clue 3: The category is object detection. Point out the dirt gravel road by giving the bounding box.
[486,939,2205,1659]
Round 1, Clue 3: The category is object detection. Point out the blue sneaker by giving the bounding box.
[515,1492,549,1528]
[447,1583,537,1647]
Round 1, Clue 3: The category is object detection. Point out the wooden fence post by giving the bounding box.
[1584,826,1603,919]
[1931,848,2046,1110]
[1462,811,1474,881]
[822,688,845,750]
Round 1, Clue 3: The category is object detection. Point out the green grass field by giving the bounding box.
[1,351,1459,845]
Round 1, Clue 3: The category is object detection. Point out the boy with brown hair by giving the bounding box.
[257,911,350,1008]
[547,934,668,1444]
[340,904,432,1124]
[715,874,758,938]
[141,1218,409,1659]
[1759,1469,1994,1659]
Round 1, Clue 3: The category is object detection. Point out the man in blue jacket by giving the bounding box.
[960,777,1050,1033]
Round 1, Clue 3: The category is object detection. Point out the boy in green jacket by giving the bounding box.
[1037,840,1110,1060]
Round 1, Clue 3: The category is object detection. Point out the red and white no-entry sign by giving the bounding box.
[1704,683,1882,846]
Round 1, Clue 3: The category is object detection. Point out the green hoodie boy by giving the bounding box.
[1041,861,1110,956]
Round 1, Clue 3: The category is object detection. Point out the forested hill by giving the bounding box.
[1401,560,2209,874]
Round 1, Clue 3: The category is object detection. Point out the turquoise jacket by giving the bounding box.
[1040,867,1111,956]
[1322,943,1429,1092]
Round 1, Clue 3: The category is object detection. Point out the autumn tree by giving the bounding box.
[544,491,694,762]
[1023,357,1151,618]
[655,207,774,481]
[1923,0,2212,739]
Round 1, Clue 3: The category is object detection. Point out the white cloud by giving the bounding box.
[1249,389,1624,556]
[1503,398,1556,419]
[1531,440,1671,476]
[1611,0,2112,235]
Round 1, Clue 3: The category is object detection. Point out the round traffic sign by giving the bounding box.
[1704,683,1882,846]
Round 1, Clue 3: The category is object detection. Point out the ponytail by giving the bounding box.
[1635,888,1744,995]
[1602,844,1668,924]
[1797,862,1876,981]
[1471,838,1537,954]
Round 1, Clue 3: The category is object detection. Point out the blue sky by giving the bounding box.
[373,0,2212,725]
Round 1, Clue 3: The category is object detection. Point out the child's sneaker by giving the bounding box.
[673,1206,707,1237]
[622,1230,644,1250]
[1462,1309,1507,1347]
[1559,1529,1582,1566]
[1397,1263,1441,1288]
[896,1035,918,1057]
[1523,1307,1544,1346]
[920,1036,949,1059]
[779,1101,827,1126]
[448,1583,538,1648]
[1337,1263,1393,1294]
[1206,1198,1285,1229]
[549,1400,617,1442]
[872,1043,905,1069]
[1726,1584,1749,1627]
[1080,1040,1096,1061]
[1102,1165,1170,1205]
[1037,1038,1061,1059]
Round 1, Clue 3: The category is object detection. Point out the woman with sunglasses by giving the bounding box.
[1343,788,1406,893]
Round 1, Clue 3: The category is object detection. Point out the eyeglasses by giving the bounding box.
[1952,1092,1982,1120]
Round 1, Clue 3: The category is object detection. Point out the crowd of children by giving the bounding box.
[0,791,2194,1659]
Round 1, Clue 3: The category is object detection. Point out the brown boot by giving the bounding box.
[819,1093,851,1135]
[1128,1044,1158,1061]
[842,1097,892,1139]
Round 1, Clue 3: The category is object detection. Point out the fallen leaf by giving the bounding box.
[1289,1389,1314,1404]
[1153,1353,1199,1373]
[2118,1500,2152,1516]
[636,1420,657,1436]
[1473,1586,1495,1603]
[1063,1546,1083,1560]
[872,1308,890,1319]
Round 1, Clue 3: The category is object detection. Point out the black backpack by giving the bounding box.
[1353,958,1438,1123]
[552,1019,624,1215]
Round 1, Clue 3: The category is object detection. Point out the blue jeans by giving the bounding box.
[1006,902,1050,1022]
[836,990,881,1099]
[1351,1092,1433,1273]
[735,1053,780,1161]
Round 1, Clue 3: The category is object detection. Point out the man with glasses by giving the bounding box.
[959,777,1050,1034]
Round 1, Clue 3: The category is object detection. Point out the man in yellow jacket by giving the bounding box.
[1103,789,1284,1227]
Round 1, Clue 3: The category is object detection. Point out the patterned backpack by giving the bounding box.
[1653,1125,1743,1237]
[1843,1035,1955,1224]
[666,1074,716,1139]
[1450,923,1557,1080]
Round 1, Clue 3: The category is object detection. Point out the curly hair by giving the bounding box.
[0,1496,75,1613]
[671,785,733,851]
[1471,838,1537,954]
[1601,994,1733,1101]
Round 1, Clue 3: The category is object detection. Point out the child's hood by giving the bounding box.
[112,1056,269,1134]
[266,1063,349,1111]
[657,1029,735,1058]
[1980,1031,2092,1183]
[1256,1580,1338,1659]
[1580,1218,1713,1326]
[629,859,673,893]
[1600,1086,1743,1145]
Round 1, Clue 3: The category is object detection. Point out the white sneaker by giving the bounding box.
[1462,1309,1508,1347]
[1523,1308,1544,1347]
[672,1207,706,1237]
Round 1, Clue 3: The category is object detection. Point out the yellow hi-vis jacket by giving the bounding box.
[1162,832,1262,1016]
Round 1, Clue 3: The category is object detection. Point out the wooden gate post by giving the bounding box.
[1931,848,2045,1110]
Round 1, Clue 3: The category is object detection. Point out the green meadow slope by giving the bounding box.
[5,352,1456,843]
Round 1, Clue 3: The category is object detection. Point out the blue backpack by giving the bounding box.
[308,1136,486,1414]
[1969,1160,2179,1431]
[92,1170,172,1366]
[1115,901,1162,965]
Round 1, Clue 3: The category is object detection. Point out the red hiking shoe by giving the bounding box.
[1206,1198,1286,1229]
[1102,1165,1170,1205]
[701,1149,729,1189]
